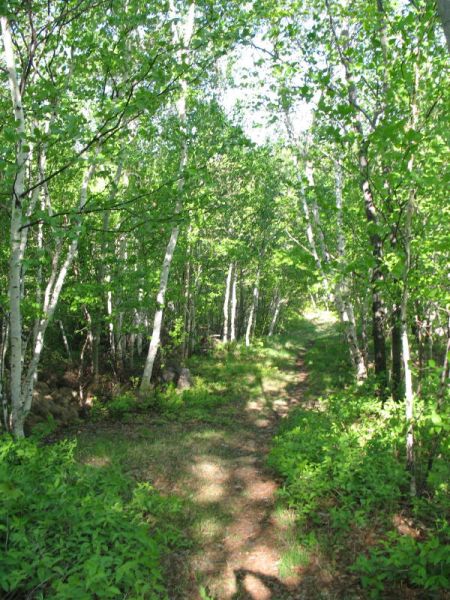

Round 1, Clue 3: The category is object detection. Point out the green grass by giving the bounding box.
[73,328,306,598]
[6,310,446,598]
[269,314,450,598]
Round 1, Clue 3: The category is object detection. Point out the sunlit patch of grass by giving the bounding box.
[273,506,297,528]
[193,516,225,541]
[279,544,310,578]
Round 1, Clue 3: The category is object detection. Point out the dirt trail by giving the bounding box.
[177,353,309,600]
[77,342,320,599]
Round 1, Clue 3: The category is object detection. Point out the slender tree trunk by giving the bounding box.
[2,16,28,437]
[58,320,72,362]
[269,295,283,337]
[20,158,98,422]
[284,111,331,299]
[230,266,238,342]
[391,304,402,401]
[360,144,388,389]
[0,319,9,430]
[245,272,259,347]
[182,249,191,359]
[136,289,144,357]
[334,159,367,380]
[306,161,330,263]
[326,3,388,390]
[222,262,233,343]
[140,2,195,391]
[403,59,421,496]
[95,161,123,378]
[141,225,182,389]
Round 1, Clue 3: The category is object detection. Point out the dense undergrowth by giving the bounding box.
[1,315,448,598]
[0,333,296,599]
[269,317,450,598]
[0,436,187,599]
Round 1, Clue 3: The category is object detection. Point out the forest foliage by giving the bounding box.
[0,0,449,597]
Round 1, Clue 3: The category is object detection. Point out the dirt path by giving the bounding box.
[77,341,314,599]
[185,372,306,599]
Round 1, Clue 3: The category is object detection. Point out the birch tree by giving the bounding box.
[141,1,196,390]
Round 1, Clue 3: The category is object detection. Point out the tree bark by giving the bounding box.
[391,304,402,401]
[438,0,450,53]
[245,272,259,347]
[222,262,233,343]
[326,2,388,390]
[140,2,195,390]
[2,16,29,437]
[230,266,238,342]
[334,160,367,380]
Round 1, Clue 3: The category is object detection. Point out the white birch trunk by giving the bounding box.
[402,192,415,495]
[306,161,330,263]
[58,320,72,362]
[140,2,195,391]
[284,111,330,296]
[2,16,28,437]
[230,266,238,342]
[0,320,9,430]
[245,273,259,347]
[269,295,283,337]
[115,234,127,369]
[222,262,233,343]
[97,161,123,372]
[402,62,420,497]
[141,226,181,389]
[136,289,144,357]
[182,245,191,359]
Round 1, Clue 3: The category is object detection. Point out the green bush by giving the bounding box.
[269,384,450,596]
[355,526,450,596]
[0,436,177,599]
[108,393,138,419]
[269,391,407,530]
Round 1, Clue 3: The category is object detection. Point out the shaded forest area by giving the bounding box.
[0,0,449,598]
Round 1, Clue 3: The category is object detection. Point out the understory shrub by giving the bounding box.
[269,382,450,596]
[0,436,182,599]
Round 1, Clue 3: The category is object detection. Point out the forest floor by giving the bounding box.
[73,313,359,600]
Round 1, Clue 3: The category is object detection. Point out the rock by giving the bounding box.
[35,381,51,395]
[162,366,177,383]
[61,370,78,389]
[177,367,192,390]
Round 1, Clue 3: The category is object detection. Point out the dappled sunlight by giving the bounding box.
[73,322,330,599]
[82,455,111,468]
[240,572,272,600]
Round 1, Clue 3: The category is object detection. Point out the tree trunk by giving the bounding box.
[140,2,195,391]
[438,0,450,53]
[58,320,72,362]
[222,262,233,343]
[182,249,191,359]
[269,295,284,337]
[0,319,9,430]
[245,272,259,347]
[230,266,238,342]
[391,305,402,401]
[20,157,98,426]
[2,16,28,437]
[326,3,388,390]
[334,159,367,380]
